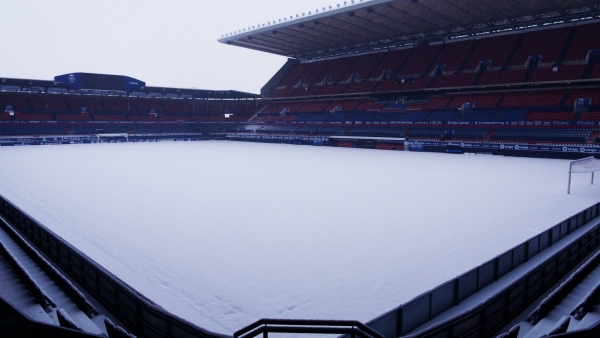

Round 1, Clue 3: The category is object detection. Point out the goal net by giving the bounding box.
[568,156,600,194]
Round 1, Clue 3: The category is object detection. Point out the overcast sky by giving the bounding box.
[1,0,366,94]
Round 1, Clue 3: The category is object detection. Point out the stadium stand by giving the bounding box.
[3,1,600,338]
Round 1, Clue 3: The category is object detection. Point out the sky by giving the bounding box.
[1,0,368,94]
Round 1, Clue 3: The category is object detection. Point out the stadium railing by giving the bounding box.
[234,319,384,338]
[365,202,600,338]
[0,298,103,338]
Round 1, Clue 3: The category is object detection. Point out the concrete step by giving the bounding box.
[0,256,54,325]
[573,309,600,331]
[0,229,104,336]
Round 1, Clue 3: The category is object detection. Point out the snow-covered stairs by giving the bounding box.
[497,250,600,337]
[0,219,106,336]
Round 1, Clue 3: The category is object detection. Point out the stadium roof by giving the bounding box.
[218,0,600,60]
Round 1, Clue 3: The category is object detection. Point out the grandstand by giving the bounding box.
[3,0,600,338]
[4,15,600,154]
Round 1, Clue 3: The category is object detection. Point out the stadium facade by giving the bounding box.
[2,0,600,337]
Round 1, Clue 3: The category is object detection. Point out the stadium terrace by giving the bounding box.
[3,1,600,338]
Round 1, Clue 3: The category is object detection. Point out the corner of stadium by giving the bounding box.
[2,1,600,338]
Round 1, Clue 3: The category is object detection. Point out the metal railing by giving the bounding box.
[234,319,384,338]
[365,202,600,338]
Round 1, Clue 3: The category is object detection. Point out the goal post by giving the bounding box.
[568,156,600,194]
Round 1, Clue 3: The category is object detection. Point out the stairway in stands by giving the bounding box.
[587,131,599,145]
[0,214,132,337]
[497,249,600,337]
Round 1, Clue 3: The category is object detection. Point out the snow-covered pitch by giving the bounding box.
[0,141,599,334]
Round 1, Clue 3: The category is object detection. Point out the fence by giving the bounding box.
[0,193,231,338]
[366,202,600,338]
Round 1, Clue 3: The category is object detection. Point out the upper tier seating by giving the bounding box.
[102,97,129,112]
[266,23,599,98]
[566,89,600,106]
[510,27,571,65]
[46,96,68,111]
[134,99,164,113]
[344,81,378,94]
[28,95,46,111]
[343,53,386,80]
[300,59,333,84]
[67,96,103,112]
[0,94,30,111]
[163,99,194,113]
[477,69,527,86]
[434,40,476,71]
[529,65,586,83]
[279,63,309,87]
[463,34,520,69]
[398,45,442,75]
[298,101,330,113]
[564,22,600,61]
[323,56,358,83]
[425,97,452,110]
[371,48,413,79]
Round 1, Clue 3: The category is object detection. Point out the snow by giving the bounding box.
[0,141,599,335]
